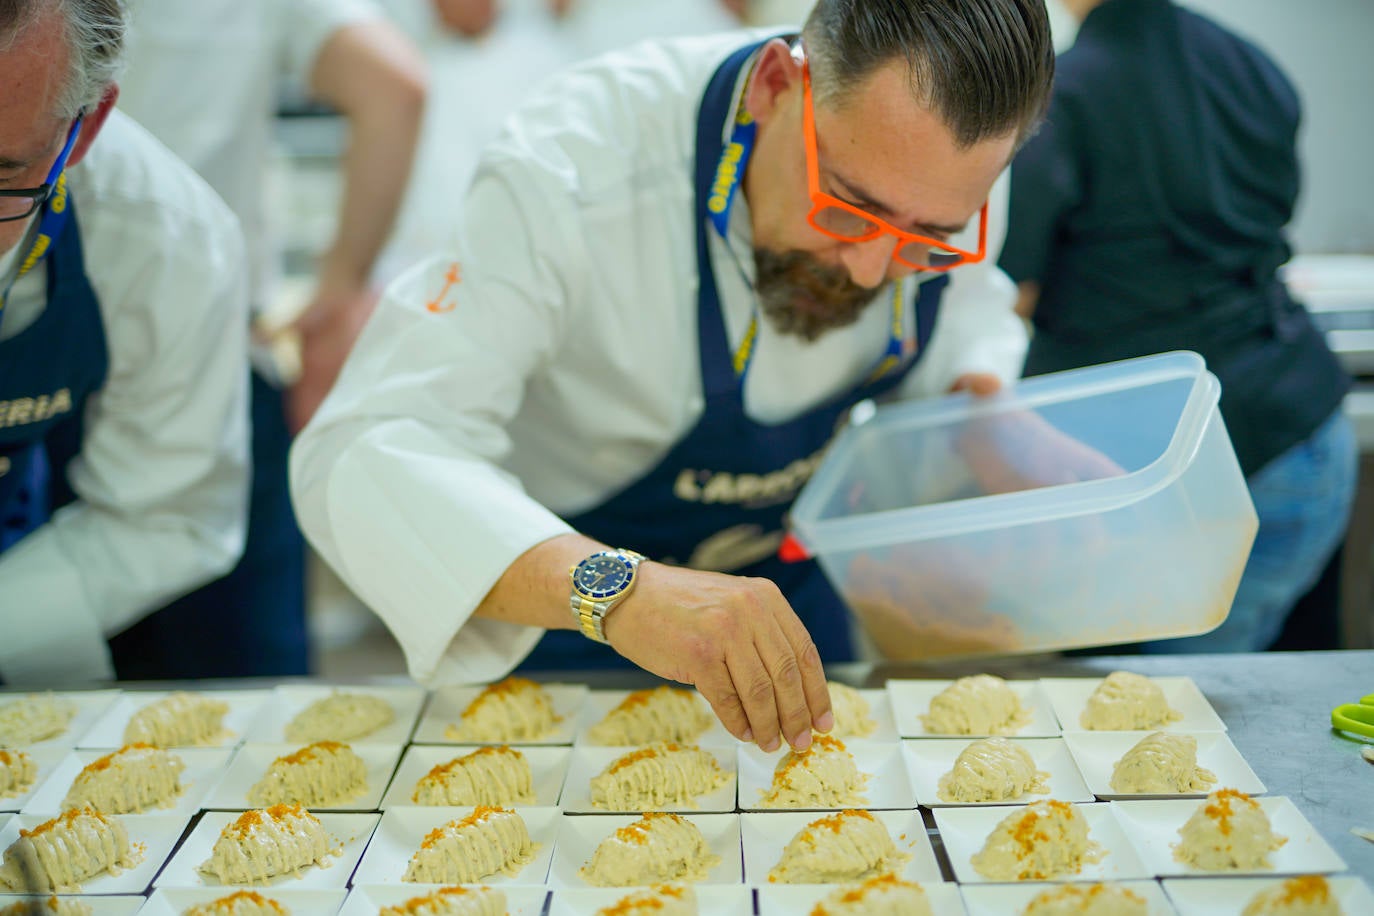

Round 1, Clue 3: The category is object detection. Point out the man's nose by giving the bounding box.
[839,235,898,289]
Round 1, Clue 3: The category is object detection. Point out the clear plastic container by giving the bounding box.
[787,351,1258,659]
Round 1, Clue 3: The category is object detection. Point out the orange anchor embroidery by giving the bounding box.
[426,262,462,313]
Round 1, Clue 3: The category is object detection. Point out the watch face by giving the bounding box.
[573,553,635,600]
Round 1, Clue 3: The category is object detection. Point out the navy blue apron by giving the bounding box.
[1,197,306,682]
[0,202,109,556]
[519,40,948,671]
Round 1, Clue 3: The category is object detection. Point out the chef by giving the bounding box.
[0,0,251,684]
[292,0,1055,753]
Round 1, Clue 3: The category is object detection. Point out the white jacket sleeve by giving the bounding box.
[898,169,1028,399]
[0,191,251,685]
[290,166,585,686]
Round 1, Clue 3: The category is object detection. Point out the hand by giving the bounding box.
[432,0,500,37]
[958,408,1126,495]
[603,562,833,752]
[287,283,379,433]
[949,372,1003,397]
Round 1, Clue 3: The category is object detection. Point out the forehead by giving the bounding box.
[0,9,72,156]
[812,61,1013,225]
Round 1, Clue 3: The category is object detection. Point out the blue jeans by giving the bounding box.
[1145,408,1357,653]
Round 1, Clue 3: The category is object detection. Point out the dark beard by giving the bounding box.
[753,248,877,342]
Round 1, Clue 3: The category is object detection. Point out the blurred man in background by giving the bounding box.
[999,0,1356,653]
[112,0,426,677]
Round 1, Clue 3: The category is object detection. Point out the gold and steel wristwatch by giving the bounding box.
[569,548,646,643]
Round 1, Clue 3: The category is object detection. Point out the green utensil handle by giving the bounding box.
[1332,701,1374,739]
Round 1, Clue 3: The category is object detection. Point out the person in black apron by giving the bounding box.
[290,0,1056,754]
[999,0,1355,653]
[1,2,255,684]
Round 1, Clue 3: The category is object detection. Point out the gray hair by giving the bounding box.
[801,0,1055,150]
[0,0,128,119]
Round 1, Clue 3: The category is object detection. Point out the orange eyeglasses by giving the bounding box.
[800,55,988,271]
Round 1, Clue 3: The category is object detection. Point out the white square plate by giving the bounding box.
[560,744,737,814]
[827,688,901,742]
[380,745,571,809]
[0,691,121,751]
[352,806,559,886]
[933,802,1151,884]
[1110,797,1347,878]
[203,743,403,812]
[142,887,347,916]
[904,737,1094,806]
[549,886,752,916]
[738,739,914,811]
[960,880,1176,915]
[571,690,734,747]
[759,880,967,914]
[0,897,145,916]
[343,885,547,916]
[22,747,233,816]
[0,812,189,893]
[79,691,271,749]
[243,686,426,746]
[155,811,380,890]
[1,746,70,812]
[741,810,942,885]
[1040,677,1226,733]
[1063,732,1263,799]
[546,812,742,888]
[1162,875,1374,915]
[412,685,587,746]
[887,680,1060,738]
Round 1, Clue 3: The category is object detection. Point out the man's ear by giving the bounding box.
[744,38,804,127]
[66,83,119,170]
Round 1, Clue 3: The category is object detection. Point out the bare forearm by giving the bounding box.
[471,532,608,631]
[310,21,427,299]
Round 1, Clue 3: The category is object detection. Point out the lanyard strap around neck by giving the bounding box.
[706,68,907,384]
[0,173,74,320]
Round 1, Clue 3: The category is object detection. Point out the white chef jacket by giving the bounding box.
[0,112,251,684]
[291,31,1027,686]
[118,0,384,314]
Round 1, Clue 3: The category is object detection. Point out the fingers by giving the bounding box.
[950,372,1003,397]
[725,643,785,752]
[751,614,816,751]
[776,610,833,735]
[692,665,751,743]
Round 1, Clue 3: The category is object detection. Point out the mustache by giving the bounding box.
[753,248,877,342]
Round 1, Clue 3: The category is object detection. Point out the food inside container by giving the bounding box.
[788,352,1258,660]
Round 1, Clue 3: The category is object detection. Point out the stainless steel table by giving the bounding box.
[537,649,1374,883]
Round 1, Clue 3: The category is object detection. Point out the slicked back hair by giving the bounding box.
[801,0,1055,149]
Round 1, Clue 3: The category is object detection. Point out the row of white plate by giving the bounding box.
[3,731,1265,819]
[0,798,1350,895]
[2,876,1373,916]
[8,676,1227,757]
